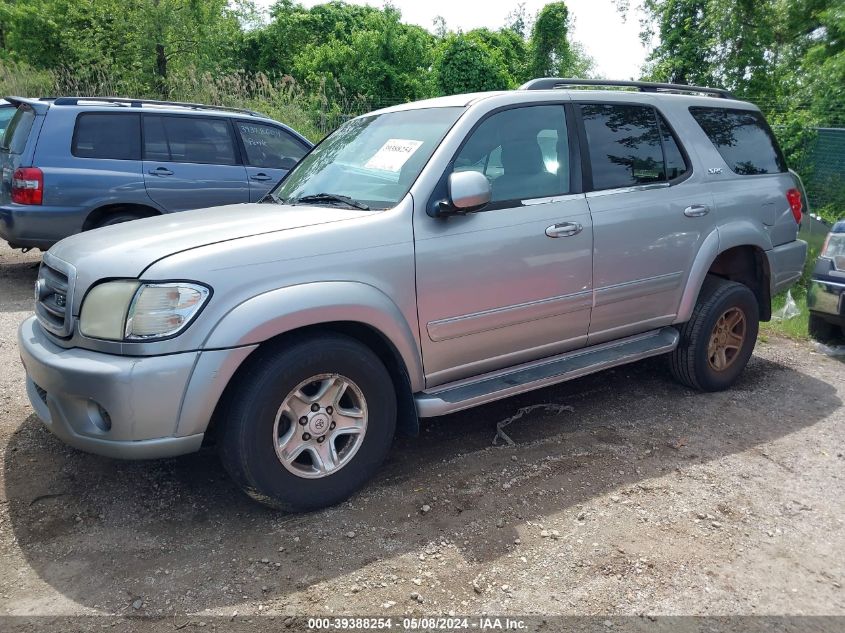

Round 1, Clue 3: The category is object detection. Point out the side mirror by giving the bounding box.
[445,171,491,215]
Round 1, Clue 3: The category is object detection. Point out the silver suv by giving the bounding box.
[18,79,808,511]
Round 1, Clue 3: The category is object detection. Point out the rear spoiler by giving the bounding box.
[4,96,53,115]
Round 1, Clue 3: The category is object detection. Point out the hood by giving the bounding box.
[49,203,376,300]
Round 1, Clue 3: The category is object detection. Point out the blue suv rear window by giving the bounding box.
[2,105,36,154]
[72,113,141,160]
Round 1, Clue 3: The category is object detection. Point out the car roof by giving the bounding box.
[369,85,755,117]
[370,92,509,114]
[832,220,845,233]
[4,96,278,121]
[46,97,271,120]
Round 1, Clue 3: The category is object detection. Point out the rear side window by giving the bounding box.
[72,113,141,160]
[144,115,238,165]
[2,105,36,155]
[236,122,308,169]
[581,103,678,190]
[689,107,786,175]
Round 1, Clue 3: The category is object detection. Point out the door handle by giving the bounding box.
[545,222,583,238]
[250,173,273,182]
[148,167,173,176]
[684,204,709,217]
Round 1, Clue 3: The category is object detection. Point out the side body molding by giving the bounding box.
[202,281,425,391]
[674,223,774,324]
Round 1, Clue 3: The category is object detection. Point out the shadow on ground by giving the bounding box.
[3,347,841,612]
[0,251,40,314]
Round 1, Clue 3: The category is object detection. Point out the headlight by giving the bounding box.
[79,281,210,341]
[79,280,140,340]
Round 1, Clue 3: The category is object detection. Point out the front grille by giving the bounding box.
[35,254,76,337]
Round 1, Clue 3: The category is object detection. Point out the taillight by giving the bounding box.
[11,167,43,205]
[786,188,802,224]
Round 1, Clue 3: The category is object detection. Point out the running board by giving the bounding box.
[415,327,679,417]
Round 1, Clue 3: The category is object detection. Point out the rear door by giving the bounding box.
[577,101,717,344]
[142,115,249,211]
[233,120,311,201]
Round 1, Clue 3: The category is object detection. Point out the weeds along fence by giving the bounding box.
[0,62,375,142]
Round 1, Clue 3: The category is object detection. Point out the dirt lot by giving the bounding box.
[0,241,843,627]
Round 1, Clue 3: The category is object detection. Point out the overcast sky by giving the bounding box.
[254,0,648,80]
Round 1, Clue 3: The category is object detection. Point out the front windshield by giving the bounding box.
[272,107,464,209]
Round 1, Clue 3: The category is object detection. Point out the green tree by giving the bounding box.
[638,0,714,85]
[293,6,435,104]
[243,1,380,76]
[434,33,512,95]
[0,0,251,96]
[465,28,529,85]
[529,2,574,78]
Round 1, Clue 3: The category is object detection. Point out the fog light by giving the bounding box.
[88,400,112,431]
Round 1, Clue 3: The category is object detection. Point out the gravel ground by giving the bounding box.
[0,241,843,628]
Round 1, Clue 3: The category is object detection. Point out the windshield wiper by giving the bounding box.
[292,193,370,211]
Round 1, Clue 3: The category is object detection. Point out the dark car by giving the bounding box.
[0,97,313,250]
[808,219,845,339]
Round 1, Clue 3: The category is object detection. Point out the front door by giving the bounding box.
[414,105,593,387]
[576,101,717,343]
[232,120,311,201]
[142,114,249,212]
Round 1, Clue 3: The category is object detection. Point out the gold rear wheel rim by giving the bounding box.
[707,307,747,372]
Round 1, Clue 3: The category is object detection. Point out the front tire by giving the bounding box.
[219,334,397,511]
[670,276,759,392]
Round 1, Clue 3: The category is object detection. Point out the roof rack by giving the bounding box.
[519,78,735,99]
[50,96,269,117]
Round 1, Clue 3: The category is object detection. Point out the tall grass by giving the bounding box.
[0,61,372,142]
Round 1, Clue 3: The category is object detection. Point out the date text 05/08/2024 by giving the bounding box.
[307,617,527,630]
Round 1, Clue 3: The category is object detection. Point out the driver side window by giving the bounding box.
[453,105,570,204]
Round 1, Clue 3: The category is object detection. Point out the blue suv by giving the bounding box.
[0,97,312,250]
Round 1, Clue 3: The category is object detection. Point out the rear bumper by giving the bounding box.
[0,203,85,249]
[807,278,845,325]
[766,239,808,295]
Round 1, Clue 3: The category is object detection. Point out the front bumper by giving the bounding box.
[18,316,204,459]
[808,278,845,325]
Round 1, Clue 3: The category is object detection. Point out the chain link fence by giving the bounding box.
[802,128,845,223]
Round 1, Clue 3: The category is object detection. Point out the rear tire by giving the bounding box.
[93,212,146,228]
[219,334,397,511]
[669,276,759,392]
[808,314,838,342]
